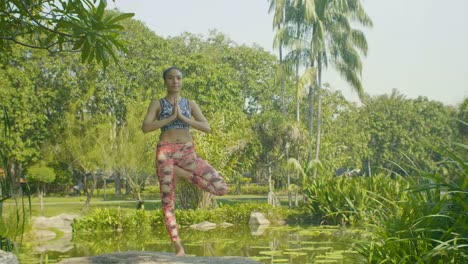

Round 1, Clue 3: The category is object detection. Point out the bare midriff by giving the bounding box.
[159,129,192,143]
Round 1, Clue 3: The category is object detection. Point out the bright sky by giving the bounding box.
[110,0,468,107]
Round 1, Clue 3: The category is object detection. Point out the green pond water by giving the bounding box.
[18,224,364,264]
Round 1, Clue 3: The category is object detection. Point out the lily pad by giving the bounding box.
[283,251,308,256]
[249,256,271,261]
[272,258,289,263]
[259,250,283,256]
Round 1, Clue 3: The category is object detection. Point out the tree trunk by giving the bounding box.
[82,173,97,212]
[114,171,121,195]
[267,165,279,207]
[38,184,44,216]
[295,63,300,122]
[103,178,107,201]
[286,146,292,208]
[313,60,323,178]
[307,85,315,162]
[294,189,299,207]
[280,46,286,116]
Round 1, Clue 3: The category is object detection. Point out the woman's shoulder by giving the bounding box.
[148,99,163,110]
[184,98,198,106]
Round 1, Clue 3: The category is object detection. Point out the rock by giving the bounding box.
[57,251,261,264]
[31,214,79,253]
[33,230,57,241]
[248,212,270,235]
[218,222,234,228]
[189,221,217,231]
[0,250,18,264]
[248,212,270,226]
[249,223,269,236]
[275,220,287,225]
[33,213,80,234]
[34,233,74,253]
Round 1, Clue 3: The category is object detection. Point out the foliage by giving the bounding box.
[314,89,368,175]
[226,184,269,195]
[26,163,56,184]
[0,205,31,250]
[269,0,373,172]
[360,91,458,175]
[353,146,468,263]
[72,203,293,233]
[304,174,411,225]
[0,0,134,68]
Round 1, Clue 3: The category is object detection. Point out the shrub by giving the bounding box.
[72,202,295,233]
[352,147,468,263]
[303,174,410,225]
[227,184,269,195]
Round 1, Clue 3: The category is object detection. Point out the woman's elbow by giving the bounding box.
[141,124,151,133]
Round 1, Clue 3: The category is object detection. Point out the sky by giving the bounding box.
[109,0,468,107]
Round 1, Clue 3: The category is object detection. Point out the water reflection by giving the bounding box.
[19,224,363,264]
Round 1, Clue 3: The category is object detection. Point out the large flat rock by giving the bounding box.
[58,251,261,264]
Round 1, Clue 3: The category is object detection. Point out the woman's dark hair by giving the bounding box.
[163,66,183,79]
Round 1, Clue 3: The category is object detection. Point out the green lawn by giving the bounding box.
[3,194,274,217]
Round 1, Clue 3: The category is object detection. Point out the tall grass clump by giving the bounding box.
[354,146,467,263]
[303,174,411,225]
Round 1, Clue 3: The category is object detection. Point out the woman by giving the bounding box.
[141,66,228,256]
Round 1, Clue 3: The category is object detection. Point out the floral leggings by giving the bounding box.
[156,141,228,241]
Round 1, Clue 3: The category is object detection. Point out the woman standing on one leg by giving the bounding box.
[141,66,228,256]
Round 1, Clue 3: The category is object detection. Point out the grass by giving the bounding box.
[2,193,275,217]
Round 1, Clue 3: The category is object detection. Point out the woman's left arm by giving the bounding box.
[178,100,211,133]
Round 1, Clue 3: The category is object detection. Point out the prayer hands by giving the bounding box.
[171,97,185,121]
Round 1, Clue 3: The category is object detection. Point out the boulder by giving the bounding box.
[0,250,18,264]
[248,212,270,226]
[57,251,261,264]
[218,222,234,228]
[189,221,217,231]
[34,233,74,253]
[33,230,57,241]
[33,213,80,234]
[249,223,269,236]
[31,214,79,253]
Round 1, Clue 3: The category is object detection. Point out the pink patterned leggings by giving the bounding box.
[156,141,228,241]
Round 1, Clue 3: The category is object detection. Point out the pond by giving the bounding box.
[17,223,364,264]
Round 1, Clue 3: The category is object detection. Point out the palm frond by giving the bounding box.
[297,66,317,99]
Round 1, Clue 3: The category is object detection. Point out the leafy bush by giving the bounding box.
[227,184,269,195]
[73,202,294,232]
[351,147,468,263]
[303,174,410,225]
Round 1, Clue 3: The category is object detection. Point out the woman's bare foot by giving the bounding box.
[173,240,186,256]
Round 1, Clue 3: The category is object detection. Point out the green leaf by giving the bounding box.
[95,0,106,21]
[81,40,91,62]
[106,13,135,25]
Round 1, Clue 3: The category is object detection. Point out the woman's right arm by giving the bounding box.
[141,100,176,133]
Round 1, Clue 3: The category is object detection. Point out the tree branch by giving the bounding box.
[19,0,76,39]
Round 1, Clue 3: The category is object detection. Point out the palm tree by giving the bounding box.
[270,0,317,206]
[269,0,372,177]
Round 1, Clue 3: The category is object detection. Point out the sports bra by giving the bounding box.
[158,97,191,131]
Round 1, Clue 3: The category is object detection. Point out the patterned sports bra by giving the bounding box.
[158,97,191,131]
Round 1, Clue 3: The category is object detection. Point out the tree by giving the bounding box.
[360,90,458,176]
[112,103,154,202]
[60,112,112,212]
[457,98,468,146]
[0,0,134,68]
[269,0,372,177]
[26,163,55,215]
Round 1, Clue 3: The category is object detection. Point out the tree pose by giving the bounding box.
[142,66,228,256]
